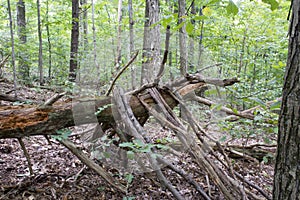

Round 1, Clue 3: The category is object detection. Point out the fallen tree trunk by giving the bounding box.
[0,89,177,139]
[0,76,239,139]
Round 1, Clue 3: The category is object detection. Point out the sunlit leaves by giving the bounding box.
[202,7,213,16]
[186,21,194,35]
[262,0,279,11]
[226,0,239,15]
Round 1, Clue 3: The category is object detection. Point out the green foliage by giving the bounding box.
[226,1,239,15]
[262,0,279,10]
[123,197,135,200]
[52,128,72,141]
[218,107,278,143]
[119,139,168,155]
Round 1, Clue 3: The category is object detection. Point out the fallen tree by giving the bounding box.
[1,73,274,199]
[0,75,239,139]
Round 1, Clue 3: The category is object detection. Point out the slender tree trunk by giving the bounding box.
[128,0,136,89]
[197,7,204,67]
[69,0,80,82]
[238,28,247,75]
[46,0,52,78]
[114,0,123,73]
[141,0,160,85]
[92,0,100,90]
[37,0,43,85]
[188,1,195,72]
[7,0,17,97]
[80,0,88,50]
[17,0,29,82]
[178,0,187,76]
[273,1,300,199]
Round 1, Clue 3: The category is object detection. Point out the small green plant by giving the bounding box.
[51,128,72,141]
[119,139,169,154]
[123,197,135,200]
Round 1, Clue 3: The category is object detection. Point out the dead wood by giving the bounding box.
[0,93,35,103]
[59,139,127,193]
[17,138,33,175]
[0,55,10,69]
[112,87,184,200]
[2,74,267,199]
[105,50,139,96]
[0,74,237,139]
[139,88,239,199]
[0,90,178,139]
[139,88,269,199]
[192,95,254,120]
[157,156,211,200]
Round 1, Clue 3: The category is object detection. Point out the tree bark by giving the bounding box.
[69,0,80,82]
[46,0,52,78]
[0,90,177,139]
[114,0,123,72]
[128,0,136,89]
[37,0,44,85]
[17,0,30,81]
[7,0,17,97]
[273,1,300,199]
[141,0,160,85]
[178,0,187,76]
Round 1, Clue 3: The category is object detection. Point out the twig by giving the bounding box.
[0,55,10,68]
[125,82,157,95]
[157,156,211,200]
[192,95,254,120]
[42,92,66,107]
[154,25,170,83]
[234,171,271,200]
[17,138,33,175]
[105,50,139,96]
[205,175,211,197]
[227,143,277,149]
[59,139,127,193]
[196,63,222,73]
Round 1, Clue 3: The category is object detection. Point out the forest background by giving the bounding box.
[0,0,294,199]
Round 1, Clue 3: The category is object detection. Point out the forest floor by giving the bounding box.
[0,81,275,200]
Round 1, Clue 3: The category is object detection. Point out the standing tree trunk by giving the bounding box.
[197,7,204,67]
[114,0,123,73]
[128,0,136,89]
[80,0,88,50]
[178,0,187,76]
[45,0,52,78]
[37,0,43,85]
[273,1,300,200]
[69,0,80,82]
[188,0,195,72]
[141,0,160,85]
[7,0,17,97]
[91,0,100,90]
[17,0,29,82]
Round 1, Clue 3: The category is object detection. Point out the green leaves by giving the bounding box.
[186,21,194,35]
[226,0,239,15]
[262,0,279,10]
[52,128,72,141]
